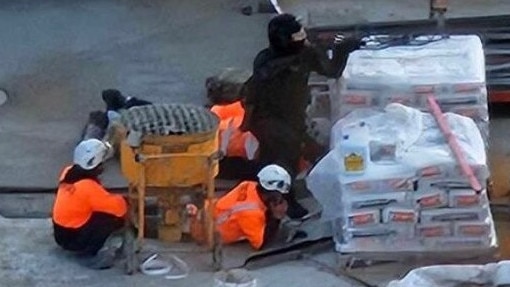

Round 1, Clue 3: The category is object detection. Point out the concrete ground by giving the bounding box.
[0,0,268,189]
[1,1,510,287]
[1,0,509,190]
[0,216,371,287]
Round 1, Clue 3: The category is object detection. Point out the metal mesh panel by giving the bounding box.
[121,104,219,136]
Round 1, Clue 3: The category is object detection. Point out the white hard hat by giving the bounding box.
[73,139,109,170]
[257,164,291,194]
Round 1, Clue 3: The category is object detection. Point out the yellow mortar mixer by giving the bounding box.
[118,103,223,272]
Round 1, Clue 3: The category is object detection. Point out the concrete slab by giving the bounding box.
[0,0,269,189]
[0,216,364,287]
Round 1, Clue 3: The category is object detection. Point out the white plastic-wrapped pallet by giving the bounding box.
[330,35,489,144]
[306,103,495,254]
[307,35,495,256]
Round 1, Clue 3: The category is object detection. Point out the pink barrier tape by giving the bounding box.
[426,94,483,192]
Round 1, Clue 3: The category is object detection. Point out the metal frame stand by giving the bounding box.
[123,150,223,274]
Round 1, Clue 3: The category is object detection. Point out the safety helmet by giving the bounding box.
[73,139,109,170]
[257,164,291,194]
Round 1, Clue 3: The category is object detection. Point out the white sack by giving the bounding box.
[387,261,510,287]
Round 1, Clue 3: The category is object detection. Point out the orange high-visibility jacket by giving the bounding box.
[214,181,267,249]
[52,166,127,229]
[211,101,256,159]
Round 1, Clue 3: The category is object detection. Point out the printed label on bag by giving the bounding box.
[349,213,376,226]
[418,194,442,208]
[419,225,449,237]
[458,225,488,236]
[389,211,416,223]
[344,153,364,172]
[455,195,480,207]
[418,166,443,177]
[343,93,370,105]
[348,181,371,191]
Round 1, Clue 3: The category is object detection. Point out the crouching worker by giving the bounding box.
[214,164,291,250]
[210,101,261,180]
[52,139,128,269]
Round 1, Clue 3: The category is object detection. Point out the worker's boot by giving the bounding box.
[88,233,124,270]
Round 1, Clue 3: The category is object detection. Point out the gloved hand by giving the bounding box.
[334,33,365,53]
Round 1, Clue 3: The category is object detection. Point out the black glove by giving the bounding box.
[334,33,364,53]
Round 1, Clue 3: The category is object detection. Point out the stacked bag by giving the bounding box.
[330,35,489,145]
[306,35,496,254]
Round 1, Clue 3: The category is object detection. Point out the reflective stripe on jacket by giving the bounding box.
[211,101,258,159]
[214,181,266,249]
[52,165,127,228]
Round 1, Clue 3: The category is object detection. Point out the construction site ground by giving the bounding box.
[1,0,510,286]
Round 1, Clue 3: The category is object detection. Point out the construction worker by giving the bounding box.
[210,101,262,180]
[52,139,128,269]
[241,13,363,219]
[214,164,292,250]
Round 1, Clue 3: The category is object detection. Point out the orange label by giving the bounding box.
[344,95,368,105]
[419,195,441,207]
[459,225,486,236]
[386,178,410,190]
[455,195,479,207]
[351,214,374,225]
[414,86,435,94]
[390,212,415,222]
[349,181,371,191]
[420,226,445,237]
[420,166,441,177]
[453,83,480,92]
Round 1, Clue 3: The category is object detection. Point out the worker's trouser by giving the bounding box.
[53,212,124,255]
[249,117,303,179]
[218,157,262,181]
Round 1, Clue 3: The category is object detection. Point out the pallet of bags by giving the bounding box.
[323,35,490,145]
[333,176,420,253]
[306,103,496,255]
[415,166,493,250]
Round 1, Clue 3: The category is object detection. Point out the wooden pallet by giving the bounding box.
[336,247,498,270]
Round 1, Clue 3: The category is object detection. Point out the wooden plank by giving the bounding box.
[336,247,498,270]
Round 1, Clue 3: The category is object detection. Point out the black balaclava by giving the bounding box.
[268,13,305,55]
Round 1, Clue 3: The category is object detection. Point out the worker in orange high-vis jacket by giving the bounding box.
[210,101,261,180]
[214,164,291,250]
[52,139,128,269]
